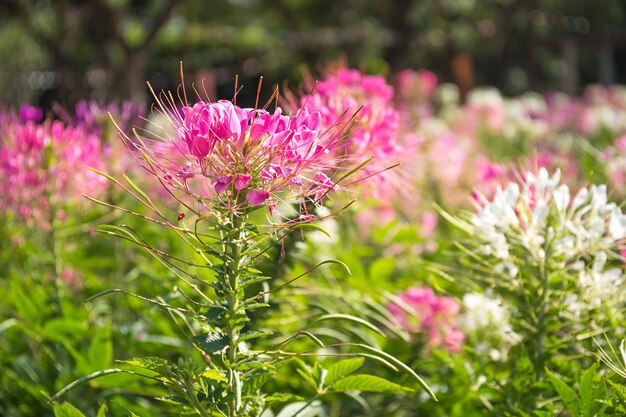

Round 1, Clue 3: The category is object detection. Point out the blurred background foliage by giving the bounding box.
[1,0,626,108]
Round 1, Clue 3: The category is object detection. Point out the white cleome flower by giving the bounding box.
[460,293,522,361]
[471,168,626,264]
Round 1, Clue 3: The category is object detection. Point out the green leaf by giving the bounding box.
[155,396,188,405]
[580,365,596,417]
[53,402,87,417]
[293,223,333,239]
[119,356,170,374]
[369,258,395,283]
[314,314,384,336]
[332,374,410,394]
[192,332,229,354]
[351,344,435,400]
[240,330,273,342]
[96,404,107,417]
[201,369,228,382]
[86,325,113,373]
[49,368,158,402]
[326,358,364,386]
[547,369,579,416]
[42,319,86,342]
[265,393,305,406]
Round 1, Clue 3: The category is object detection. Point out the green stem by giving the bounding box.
[534,260,548,379]
[225,213,245,417]
[48,200,63,312]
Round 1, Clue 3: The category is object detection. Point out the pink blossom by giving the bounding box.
[215,176,233,194]
[179,100,248,159]
[299,68,400,191]
[389,286,465,353]
[395,69,438,102]
[19,104,43,122]
[235,174,252,191]
[420,212,438,238]
[0,116,107,225]
[246,189,270,206]
[312,172,338,200]
[138,92,350,214]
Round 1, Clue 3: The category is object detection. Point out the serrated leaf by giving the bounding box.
[202,369,227,382]
[547,369,579,416]
[119,356,169,373]
[332,374,409,394]
[580,364,596,417]
[193,332,229,354]
[240,330,273,342]
[326,358,364,386]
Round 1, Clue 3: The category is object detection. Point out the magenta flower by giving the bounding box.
[235,174,252,191]
[0,116,107,225]
[297,68,400,200]
[389,286,465,353]
[133,90,352,217]
[19,104,43,123]
[301,68,399,159]
[246,189,270,206]
[180,100,248,159]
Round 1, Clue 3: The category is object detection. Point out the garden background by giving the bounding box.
[3,1,626,417]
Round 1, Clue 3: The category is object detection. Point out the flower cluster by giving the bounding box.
[0,115,107,224]
[139,98,349,216]
[299,68,400,201]
[58,100,146,137]
[459,293,521,361]
[388,286,464,353]
[470,168,626,266]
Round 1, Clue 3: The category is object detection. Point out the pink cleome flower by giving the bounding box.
[388,286,465,353]
[0,116,107,225]
[136,95,352,216]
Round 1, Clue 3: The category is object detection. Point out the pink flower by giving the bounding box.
[0,116,107,224]
[246,189,270,206]
[235,174,252,191]
[135,89,352,216]
[389,286,465,353]
[312,172,338,200]
[214,176,233,194]
[176,162,195,180]
[420,212,438,238]
[19,104,43,122]
[299,68,400,187]
[395,69,438,101]
[179,100,248,159]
